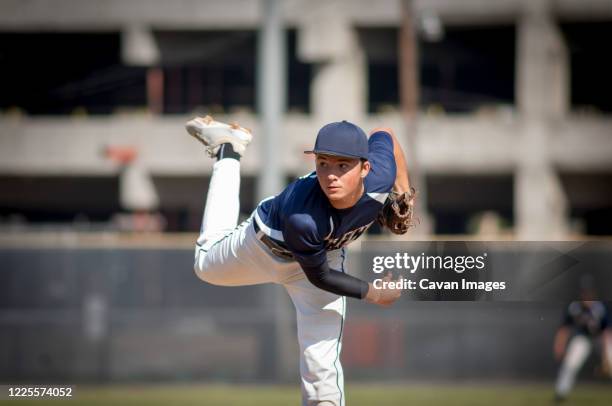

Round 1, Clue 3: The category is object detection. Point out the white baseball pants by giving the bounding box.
[555,335,591,397]
[194,158,347,406]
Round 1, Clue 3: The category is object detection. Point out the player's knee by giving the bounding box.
[194,263,217,285]
[194,253,213,283]
[193,260,229,286]
[194,263,206,281]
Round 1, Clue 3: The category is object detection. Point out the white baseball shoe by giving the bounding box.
[185,115,252,157]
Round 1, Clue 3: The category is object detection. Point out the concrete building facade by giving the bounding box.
[1,0,611,237]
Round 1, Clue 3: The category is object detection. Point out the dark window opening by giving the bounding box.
[156,29,310,115]
[153,175,256,232]
[0,175,258,232]
[358,28,400,114]
[359,26,515,114]
[426,175,514,234]
[0,176,121,224]
[287,30,312,113]
[0,29,311,116]
[155,30,257,114]
[560,21,612,114]
[560,173,612,235]
[0,33,147,115]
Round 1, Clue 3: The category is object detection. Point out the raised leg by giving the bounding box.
[188,116,272,286]
[197,157,241,250]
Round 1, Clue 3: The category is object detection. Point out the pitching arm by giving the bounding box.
[285,214,401,305]
[369,127,411,194]
[300,261,368,299]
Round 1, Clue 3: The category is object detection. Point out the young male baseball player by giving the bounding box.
[553,297,612,402]
[188,116,414,406]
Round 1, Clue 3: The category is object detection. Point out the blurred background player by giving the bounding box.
[553,283,612,402]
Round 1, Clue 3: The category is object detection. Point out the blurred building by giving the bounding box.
[1,0,611,237]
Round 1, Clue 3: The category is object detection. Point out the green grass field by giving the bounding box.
[2,383,611,405]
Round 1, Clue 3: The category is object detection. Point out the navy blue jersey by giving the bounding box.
[254,131,396,268]
[562,301,609,337]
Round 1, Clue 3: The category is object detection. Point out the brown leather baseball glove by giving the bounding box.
[377,188,417,235]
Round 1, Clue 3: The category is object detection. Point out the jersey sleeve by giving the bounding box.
[365,131,396,193]
[284,214,327,268]
[284,214,369,299]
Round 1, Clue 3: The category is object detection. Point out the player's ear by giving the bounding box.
[360,160,371,178]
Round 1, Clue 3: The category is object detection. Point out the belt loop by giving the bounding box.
[253,222,294,261]
[252,218,263,238]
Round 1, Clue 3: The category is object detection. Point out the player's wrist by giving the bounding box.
[392,181,414,195]
[392,182,409,194]
[364,283,381,304]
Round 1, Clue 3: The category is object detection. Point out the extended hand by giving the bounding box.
[365,272,403,307]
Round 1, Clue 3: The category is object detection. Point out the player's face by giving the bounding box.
[315,154,370,209]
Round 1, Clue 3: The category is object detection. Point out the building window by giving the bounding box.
[426,175,514,234]
[0,33,146,115]
[0,29,311,116]
[561,173,612,235]
[359,25,515,114]
[560,21,612,114]
[154,30,256,114]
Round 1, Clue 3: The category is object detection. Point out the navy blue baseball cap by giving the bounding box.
[304,120,369,160]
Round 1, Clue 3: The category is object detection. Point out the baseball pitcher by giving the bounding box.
[188,116,415,406]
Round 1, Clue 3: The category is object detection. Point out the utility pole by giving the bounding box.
[399,0,428,235]
[256,0,294,382]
